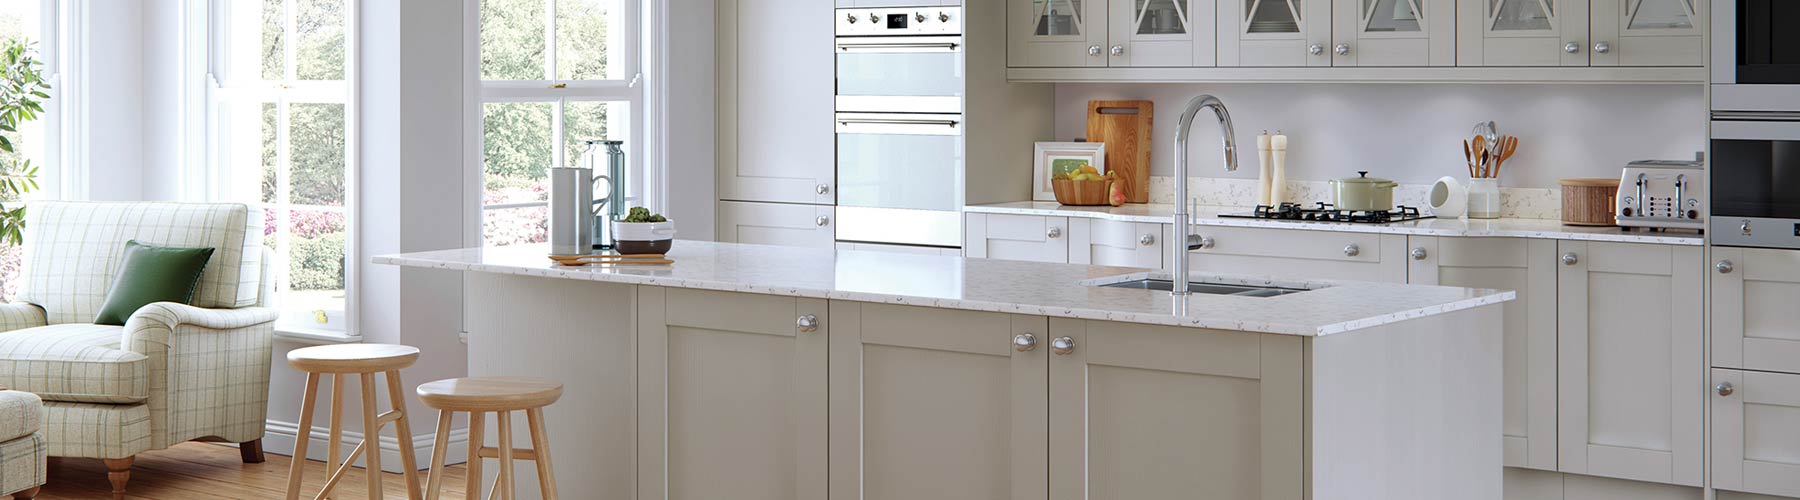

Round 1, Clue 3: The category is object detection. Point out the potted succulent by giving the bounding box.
[613,206,675,254]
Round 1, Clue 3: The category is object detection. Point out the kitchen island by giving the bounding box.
[378,241,1515,500]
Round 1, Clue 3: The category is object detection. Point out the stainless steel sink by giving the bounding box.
[1098,279,1307,297]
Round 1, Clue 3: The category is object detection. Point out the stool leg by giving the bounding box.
[466,411,485,500]
[497,410,515,500]
[424,410,454,500]
[385,370,422,500]
[326,373,346,499]
[285,372,321,500]
[525,407,559,500]
[359,373,385,499]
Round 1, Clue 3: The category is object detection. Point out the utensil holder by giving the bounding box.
[1467,178,1500,219]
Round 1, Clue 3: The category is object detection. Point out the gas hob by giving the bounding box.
[1218,202,1435,224]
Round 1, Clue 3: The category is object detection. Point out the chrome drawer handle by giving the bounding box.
[1046,227,1062,239]
[1564,42,1581,54]
[1140,234,1156,246]
[1562,253,1579,266]
[1013,333,1038,352]
[1410,247,1428,260]
[1717,260,1734,274]
[1717,381,1734,397]
[1051,336,1076,355]
[1343,244,1360,257]
[796,314,819,333]
[816,216,830,227]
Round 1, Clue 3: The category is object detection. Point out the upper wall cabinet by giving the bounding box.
[1218,0,1332,66]
[1332,0,1456,65]
[1588,0,1704,66]
[1455,0,1703,66]
[1011,0,1217,67]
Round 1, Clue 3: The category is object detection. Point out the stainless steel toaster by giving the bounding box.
[1616,159,1705,230]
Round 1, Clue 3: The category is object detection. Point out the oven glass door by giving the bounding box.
[1712,138,1800,218]
[1738,0,1800,84]
[835,36,965,99]
[835,112,964,213]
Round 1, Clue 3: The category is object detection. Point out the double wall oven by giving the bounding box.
[834,6,966,248]
[1710,0,1800,248]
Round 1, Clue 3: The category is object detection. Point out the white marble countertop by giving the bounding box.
[966,201,1705,246]
[376,241,1514,337]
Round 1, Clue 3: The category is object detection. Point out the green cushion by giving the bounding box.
[93,240,216,326]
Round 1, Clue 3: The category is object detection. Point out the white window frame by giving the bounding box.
[197,0,361,342]
[463,0,656,247]
[2,0,67,201]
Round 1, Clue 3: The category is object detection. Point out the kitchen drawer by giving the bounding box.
[964,213,1070,263]
[1713,247,1800,375]
[716,201,837,248]
[1173,225,1408,283]
[1070,218,1162,269]
[1713,368,1800,498]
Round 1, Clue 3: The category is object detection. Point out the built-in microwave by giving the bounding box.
[1711,0,1800,112]
[1710,120,1800,249]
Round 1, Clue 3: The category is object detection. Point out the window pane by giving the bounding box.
[481,0,548,80]
[483,101,553,204]
[484,206,549,246]
[289,103,346,206]
[263,0,284,80]
[296,0,346,80]
[284,207,346,311]
[563,100,626,168]
[556,0,623,80]
[262,103,279,204]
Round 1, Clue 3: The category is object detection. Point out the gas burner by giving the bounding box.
[1226,203,1434,224]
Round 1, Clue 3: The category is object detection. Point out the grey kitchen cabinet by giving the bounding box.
[1711,247,1800,375]
[1330,0,1456,66]
[1587,0,1704,66]
[1712,368,1800,499]
[1069,218,1164,268]
[827,303,1048,500]
[1408,236,1559,471]
[1555,240,1704,487]
[1010,0,1216,67]
[716,0,835,205]
[636,287,829,500]
[964,212,1073,263]
[1218,0,1333,66]
[1455,0,1702,67]
[1178,225,1410,282]
[717,201,837,248]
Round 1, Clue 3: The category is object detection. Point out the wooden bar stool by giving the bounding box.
[284,344,424,500]
[416,377,564,500]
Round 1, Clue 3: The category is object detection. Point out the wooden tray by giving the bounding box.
[1052,179,1113,206]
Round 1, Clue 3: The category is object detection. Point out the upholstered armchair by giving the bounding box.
[0,202,279,499]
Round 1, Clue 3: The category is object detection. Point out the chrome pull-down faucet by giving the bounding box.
[1170,95,1239,295]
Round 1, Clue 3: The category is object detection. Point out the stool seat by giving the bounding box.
[287,344,420,373]
[416,377,564,412]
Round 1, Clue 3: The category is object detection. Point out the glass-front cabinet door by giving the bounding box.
[1456,0,1588,65]
[1009,0,1110,67]
[1218,0,1333,66]
[1589,0,1704,66]
[1332,0,1454,65]
[1107,0,1217,66]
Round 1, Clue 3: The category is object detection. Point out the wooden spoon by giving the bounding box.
[1463,140,1475,178]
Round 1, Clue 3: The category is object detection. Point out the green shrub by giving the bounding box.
[290,231,346,291]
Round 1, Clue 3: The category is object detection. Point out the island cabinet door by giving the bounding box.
[1408,237,1559,471]
[1711,247,1800,375]
[1069,218,1163,268]
[637,287,829,500]
[828,303,1049,500]
[1176,226,1409,283]
[1047,319,1304,500]
[1712,368,1800,498]
[965,213,1072,263]
[1555,241,1704,487]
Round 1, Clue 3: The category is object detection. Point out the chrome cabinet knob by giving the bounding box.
[1564,42,1581,53]
[1717,260,1735,274]
[1717,381,1735,397]
[1593,41,1611,53]
[1741,220,1753,235]
[1344,244,1361,257]
[1051,336,1076,355]
[1411,247,1428,260]
[816,183,831,195]
[1047,227,1062,239]
[1140,234,1156,246]
[915,12,927,22]
[1562,252,1579,265]
[1013,333,1038,352]
[1197,236,1215,249]
[847,13,858,23]
[816,215,831,227]
[796,314,819,333]
[1309,43,1325,55]
[1334,43,1350,55]
[1089,45,1103,56]
[939,12,951,22]
[1110,45,1125,56]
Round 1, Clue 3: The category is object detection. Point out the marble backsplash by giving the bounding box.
[1147,177,1562,220]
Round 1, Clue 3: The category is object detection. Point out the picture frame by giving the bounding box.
[1033,142,1106,202]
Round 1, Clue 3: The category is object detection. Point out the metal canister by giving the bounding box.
[548,167,595,256]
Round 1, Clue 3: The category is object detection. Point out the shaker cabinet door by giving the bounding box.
[1456,0,1589,66]
[1555,241,1703,487]
[1048,319,1304,500]
[1711,247,1800,375]
[1712,368,1800,498]
[1107,0,1218,66]
[1219,0,1334,66]
[1587,0,1704,66]
[828,303,1048,500]
[717,201,837,248]
[1010,0,1112,67]
[1331,0,1456,66]
[717,0,835,204]
[964,213,1072,263]
[1069,218,1163,268]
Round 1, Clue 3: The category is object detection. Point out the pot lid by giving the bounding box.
[1337,171,1395,185]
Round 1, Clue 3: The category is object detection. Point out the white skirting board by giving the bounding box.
[258,419,469,473]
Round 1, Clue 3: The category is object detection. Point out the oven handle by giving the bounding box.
[836,42,961,52]
[836,117,960,127]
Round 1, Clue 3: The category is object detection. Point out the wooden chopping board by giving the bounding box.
[1086,100,1153,203]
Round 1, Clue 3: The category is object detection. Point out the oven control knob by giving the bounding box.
[847,13,858,23]
[1621,207,1633,217]
[869,13,880,23]
[939,11,951,22]
[916,12,927,22]
[1687,210,1699,220]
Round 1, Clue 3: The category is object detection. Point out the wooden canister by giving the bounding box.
[1559,178,1622,226]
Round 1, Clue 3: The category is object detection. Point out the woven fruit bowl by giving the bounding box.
[1052,178,1114,206]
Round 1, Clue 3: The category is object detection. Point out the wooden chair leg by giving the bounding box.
[466,412,485,500]
[497,410,516,500]
[326,373,346,499]
[526,407,559,500]
[424,410,454,500]
[285,372,322,500]
[12,485,42,499]
[240,438,266,463]
[385,370,422,500]
[359,373,385,500]
[103,456,134,500]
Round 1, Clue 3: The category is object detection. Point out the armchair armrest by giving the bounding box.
[121,302,280,448]
[0,303,46,333]
[124,302,280,339]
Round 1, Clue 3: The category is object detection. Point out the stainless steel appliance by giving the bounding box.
[1616,159,1705,231]
[834,6,965,248]
[1219,202,1435,224]
[1711,120,1800,248]
[548,167,596,256]
[1711,0,1800,113]
[579,140,628,249]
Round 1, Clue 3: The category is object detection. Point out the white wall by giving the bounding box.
[1053,83,1706,188]
[80,0,146,200]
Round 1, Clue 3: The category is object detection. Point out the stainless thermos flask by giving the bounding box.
[548,167,595,256]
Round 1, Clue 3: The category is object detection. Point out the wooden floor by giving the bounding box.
[10,442,469,500]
